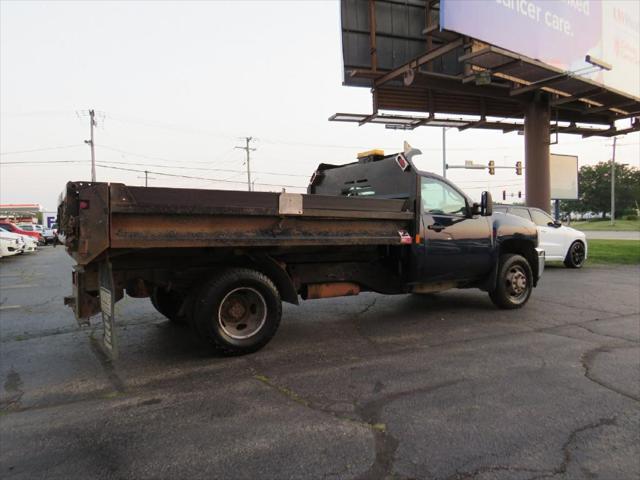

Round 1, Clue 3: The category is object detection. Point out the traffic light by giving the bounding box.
[515,161,523,175]
[518,191,522,198]
[502,190,506,201]
[489,160,495,175]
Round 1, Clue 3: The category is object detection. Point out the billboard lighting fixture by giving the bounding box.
[475,71,491,86]
[385,124,414,130]
[585,55,612,71]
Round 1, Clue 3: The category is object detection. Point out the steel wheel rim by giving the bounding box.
[218,287,267,340]
[505,265,528,303]
[571,243,585,265]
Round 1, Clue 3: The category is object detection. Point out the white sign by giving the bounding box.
[550,154,579,200]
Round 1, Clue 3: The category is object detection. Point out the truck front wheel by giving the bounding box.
[489,254,533,309]
[193,268,282,356]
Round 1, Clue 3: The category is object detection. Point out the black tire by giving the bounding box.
[150,286,186,324]
[564,241,586,268]
[489,254,533,309]
[193,268,282,356]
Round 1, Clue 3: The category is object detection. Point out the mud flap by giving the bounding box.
[99,260,118,359]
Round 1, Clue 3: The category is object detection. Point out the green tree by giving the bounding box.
[561,162,640,219]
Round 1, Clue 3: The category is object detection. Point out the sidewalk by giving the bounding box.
[582,230,640,240]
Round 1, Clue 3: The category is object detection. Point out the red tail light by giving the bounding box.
[79,200,90,209]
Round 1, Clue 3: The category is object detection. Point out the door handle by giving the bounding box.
[428,223,445,232]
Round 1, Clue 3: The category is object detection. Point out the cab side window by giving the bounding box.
[421,177,467,216]
[530,209,554,226]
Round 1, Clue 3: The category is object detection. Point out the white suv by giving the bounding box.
[494,206,587,268]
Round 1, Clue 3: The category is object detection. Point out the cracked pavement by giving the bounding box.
[1,248,639,479]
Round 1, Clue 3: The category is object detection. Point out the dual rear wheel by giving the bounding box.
[150,268,282,355]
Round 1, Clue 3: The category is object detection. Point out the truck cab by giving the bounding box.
[309,145,543,297]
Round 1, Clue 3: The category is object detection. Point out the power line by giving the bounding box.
[102,159,310,177]
[95,164,307,190]
[0,144,83,156]
[94,145,311,177]
[99,144,238,166]
[0,160,89,165]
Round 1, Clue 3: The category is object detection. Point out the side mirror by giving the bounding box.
[471,202,481,216]
[481,191,493,216]
[548,221,562,228]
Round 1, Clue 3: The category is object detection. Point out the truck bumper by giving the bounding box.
[64,265,100,325]
[535,248,545,283]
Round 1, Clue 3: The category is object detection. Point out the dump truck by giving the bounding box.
[59,145,544,357]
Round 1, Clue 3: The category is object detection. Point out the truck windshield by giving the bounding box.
[421,177,467,216]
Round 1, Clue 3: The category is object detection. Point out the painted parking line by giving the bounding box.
[0,305,22,311]
[0,284,38,290]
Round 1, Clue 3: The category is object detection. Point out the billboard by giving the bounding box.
[340,0,464,86]
[441,0,640,97]
[550,154,578,200]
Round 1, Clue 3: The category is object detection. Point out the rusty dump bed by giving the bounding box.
[60,182,414,265]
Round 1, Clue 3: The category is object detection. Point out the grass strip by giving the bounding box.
[587,239,640,265]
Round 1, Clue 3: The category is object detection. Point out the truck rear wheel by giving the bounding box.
[489,254,533,309]
[150,287,186,324]
[193,268,282,356]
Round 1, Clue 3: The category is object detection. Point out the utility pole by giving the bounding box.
[235,137,256,191]
[137,170,156,187]
[84,109,97,182]
[611,136,617,226]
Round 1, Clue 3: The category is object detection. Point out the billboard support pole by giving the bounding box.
[524,96,551,213]
[611,137,617,225]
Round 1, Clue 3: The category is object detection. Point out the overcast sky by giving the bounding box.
[1,0,638,211]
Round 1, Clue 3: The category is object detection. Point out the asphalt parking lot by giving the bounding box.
[1,247,638,480]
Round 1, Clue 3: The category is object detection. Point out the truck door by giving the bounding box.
[417,176,492,283]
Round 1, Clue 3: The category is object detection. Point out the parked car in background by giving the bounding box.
[19,223,56,244]
[494,205,587,268]
[0,231,22,258]
[0,222,44,244]
[0,230,31,254]
[0,225,38,253]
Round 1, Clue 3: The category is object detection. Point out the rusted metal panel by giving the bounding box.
[110,213,410,249]
[109,184,410,219]
[305,282,360,299]
[65,182,110,265]
[289,261,404,295]
[110,184,279,216]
